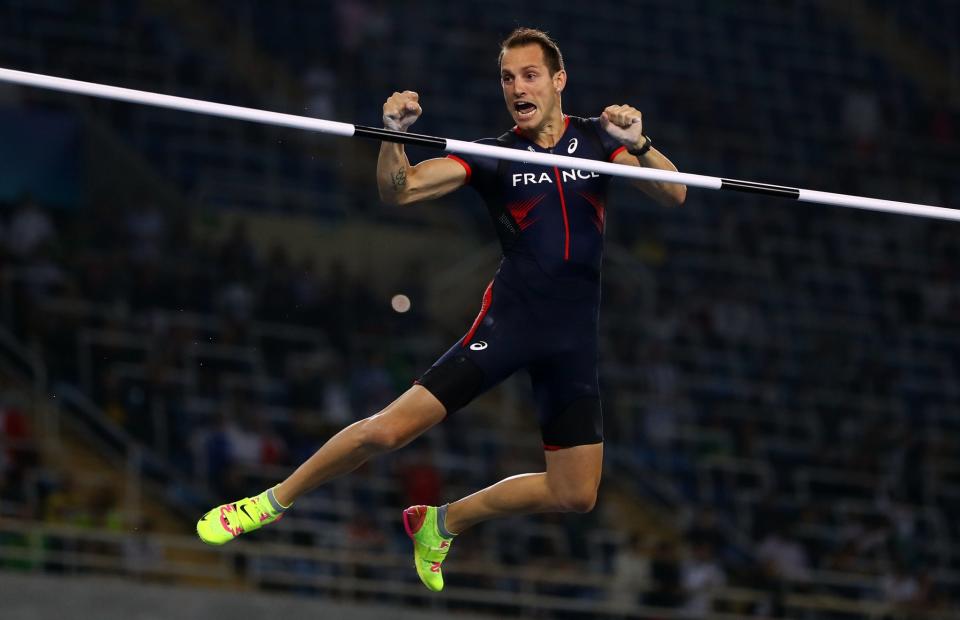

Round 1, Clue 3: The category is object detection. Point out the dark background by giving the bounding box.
[0,1,958,618]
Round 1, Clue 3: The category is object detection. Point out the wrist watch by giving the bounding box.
[627,134,652,157]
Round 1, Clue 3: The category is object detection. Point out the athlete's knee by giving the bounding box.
[552,481,599,514]
[356,415,410,452]
[356,397,439,453]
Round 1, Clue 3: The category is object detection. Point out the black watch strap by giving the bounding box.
[627,134,652,157]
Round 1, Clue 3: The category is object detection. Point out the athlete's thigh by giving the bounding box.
[544,442,603,489]
[530,343,603,449]
[417,279,533,414]
[366,384,447,437]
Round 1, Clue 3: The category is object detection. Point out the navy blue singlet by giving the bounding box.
[417,115,626,449]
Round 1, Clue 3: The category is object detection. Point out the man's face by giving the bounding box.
[500,44,565,130]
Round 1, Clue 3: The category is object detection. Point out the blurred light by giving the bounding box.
[391,294,411,313]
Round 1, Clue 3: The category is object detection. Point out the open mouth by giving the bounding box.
[514,101,537,120]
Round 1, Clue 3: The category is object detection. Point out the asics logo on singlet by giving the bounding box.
[512,170,600,186]
[567,138,578,154]
[469,341,488,351]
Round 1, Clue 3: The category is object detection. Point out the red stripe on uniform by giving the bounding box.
[578,191,606,232]
[507,193,546,230]
[610,145,627,161]
[447,154,472,184]
[552,167,571,260]
[462,280,494,347]
[544,444,564,451]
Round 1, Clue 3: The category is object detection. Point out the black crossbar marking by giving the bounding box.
[721,178,800,199]
[354,125,447,149]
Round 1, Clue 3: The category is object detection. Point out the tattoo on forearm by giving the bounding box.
[391,167,407,192]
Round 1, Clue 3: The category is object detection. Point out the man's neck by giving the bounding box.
[520,110,566,149]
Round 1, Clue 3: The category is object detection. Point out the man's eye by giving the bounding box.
[526,73,536,80]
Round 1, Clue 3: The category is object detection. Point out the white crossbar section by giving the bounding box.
[446,138,723,190]
[797,189,956,220]
[0,67,355,137]
[1,66,957,222]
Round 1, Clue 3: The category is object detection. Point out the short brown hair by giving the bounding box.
[498,28,565,76]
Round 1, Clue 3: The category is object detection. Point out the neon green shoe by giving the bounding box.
[403,505,454,592]
[196,490,285,545]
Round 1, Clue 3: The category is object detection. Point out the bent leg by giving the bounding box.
[442,442,603,535]
[274,385,445,506]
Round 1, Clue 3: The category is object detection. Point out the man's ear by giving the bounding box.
[553,69,567,94]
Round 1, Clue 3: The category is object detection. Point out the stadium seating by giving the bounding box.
[0,0,958,617]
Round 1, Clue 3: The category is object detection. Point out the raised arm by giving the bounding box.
[600,105,687,208]
[377,91,468,206]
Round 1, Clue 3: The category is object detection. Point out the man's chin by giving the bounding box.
[513,111,540,129]
[514,114,539,130]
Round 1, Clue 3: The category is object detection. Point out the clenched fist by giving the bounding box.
[383,91,422,132]
[599,104,645,151]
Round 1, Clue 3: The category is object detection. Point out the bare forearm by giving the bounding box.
[377,142,412,204]
[630,147,687,207]
[600,105,687,208]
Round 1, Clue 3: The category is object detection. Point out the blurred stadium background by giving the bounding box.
[1,1,958,618]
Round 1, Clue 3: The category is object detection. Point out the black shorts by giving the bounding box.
[416,276,603,450]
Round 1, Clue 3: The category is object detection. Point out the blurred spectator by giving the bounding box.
[190,411,237,493]
[880,561,923,608]
[645,539,683,608]
[217,279,256,323]
[757,525,810,582]
[287,355,326,410]
[928,89,955,146]
[225,404,263,470]
[609,533,651,609]
[6,196,56,260]
[18,248,65,302]
[88,483,124,530]
[397,450,442,508]
[42,473,87,525]
[708,292,763,346]
[1,394,35,472]
[0,393,37,519]
[125,203,166,265]
[643,343,680,397]
[922,269,957,325]
[682,541,726,616]
[321,366,353,426]
[303,66,336,120]
[349,350,394,414]
[123,517,163,579]
[291,256,324,323]
[218,219,258,281]
[345,512,386,553]
[686,508,724,554]
[842,85,881,154]
[253,414,286,468]
[334,0,393,55]
[259,244,296,322]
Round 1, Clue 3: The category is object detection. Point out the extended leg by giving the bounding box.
[443,442,603,534]
[197,385,445,545]
[274,385,446,506]
[402,442,603,591]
